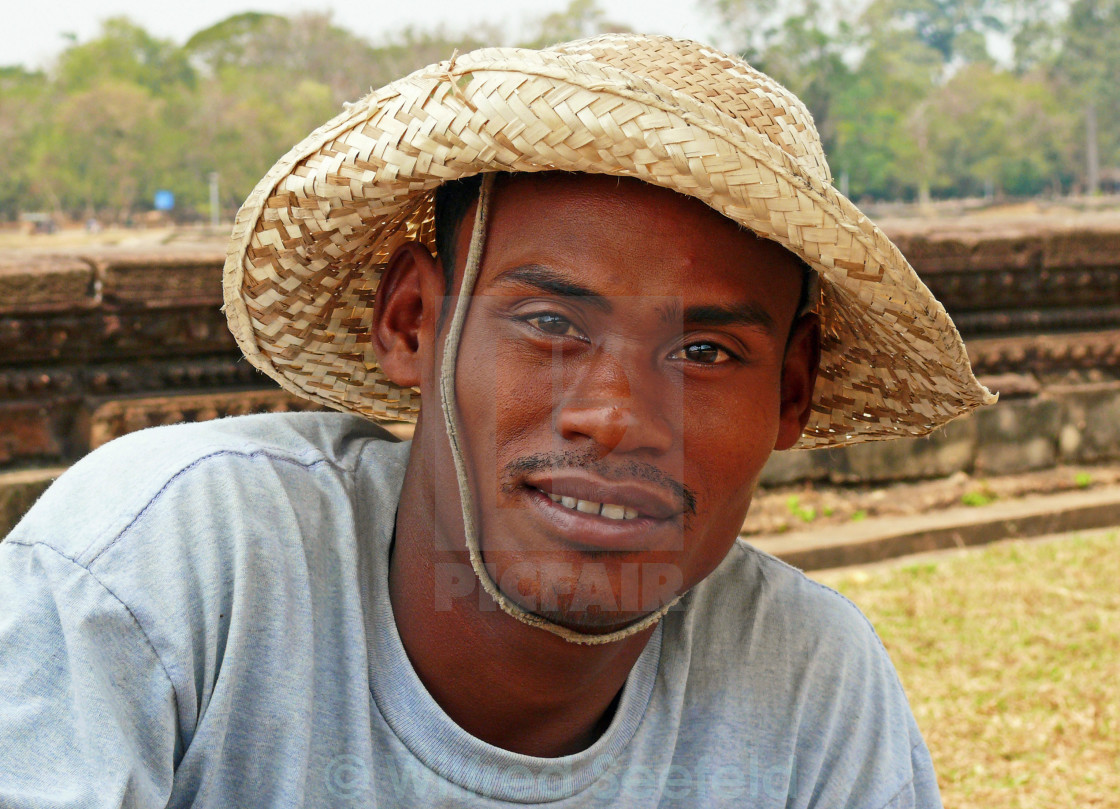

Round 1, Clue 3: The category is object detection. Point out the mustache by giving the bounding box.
[502,450,697,517]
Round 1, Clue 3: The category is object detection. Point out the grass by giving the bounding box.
[813,532,1120,808]
[785,494,818,523]
[961,486,998,507]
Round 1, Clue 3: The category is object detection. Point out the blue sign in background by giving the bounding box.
[154,190,175,211]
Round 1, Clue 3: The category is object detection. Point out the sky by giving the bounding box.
[3,0,724,71]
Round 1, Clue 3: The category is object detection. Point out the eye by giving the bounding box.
[670,341,735,365]
[520,312,586,340]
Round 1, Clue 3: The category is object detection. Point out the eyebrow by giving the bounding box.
[490,265,612,312]
[658,300,777,334]
[490,265,777,333]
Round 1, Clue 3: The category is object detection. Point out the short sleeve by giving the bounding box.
[0,539,178,808]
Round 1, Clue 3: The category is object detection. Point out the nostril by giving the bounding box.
[556,398,634,452]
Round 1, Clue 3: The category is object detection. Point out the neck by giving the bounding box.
[388,443,655,758]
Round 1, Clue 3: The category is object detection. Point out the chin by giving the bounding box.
[491,553,687,629]
[530,607,657,634]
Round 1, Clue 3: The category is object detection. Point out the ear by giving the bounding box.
[371,242,443,389]
[774,312,821,451]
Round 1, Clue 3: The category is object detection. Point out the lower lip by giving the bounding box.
[524,487,677,552]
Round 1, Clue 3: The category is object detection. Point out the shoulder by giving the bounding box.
[677,539,914,731]
[5,412,408,566]
[684,539,885,662]
[672,541,938,806]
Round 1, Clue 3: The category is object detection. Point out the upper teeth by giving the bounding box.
[546,492,639,520]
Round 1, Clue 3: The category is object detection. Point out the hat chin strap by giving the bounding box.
[437,173,680,646]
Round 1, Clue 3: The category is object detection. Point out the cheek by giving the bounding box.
[492,345,559,456]
[682,372,783,465]
[681,376,781,541]
[454,322,556,492]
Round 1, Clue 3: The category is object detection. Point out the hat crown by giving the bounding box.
[550,34,832,184]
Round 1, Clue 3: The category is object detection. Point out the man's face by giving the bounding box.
[418,173,816,633]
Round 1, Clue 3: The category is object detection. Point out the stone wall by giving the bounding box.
[0,249,325,468]
[760,381,1120,486]
[2,224,1120,535]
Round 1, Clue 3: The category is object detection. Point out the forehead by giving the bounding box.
[466,173,804,305]
[486,172,743,244]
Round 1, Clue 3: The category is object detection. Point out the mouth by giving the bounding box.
[524,471,682,521]
[539,491,641,521]
[508,469,687,553]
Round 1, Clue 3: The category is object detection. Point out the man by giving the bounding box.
[1,34,993,807]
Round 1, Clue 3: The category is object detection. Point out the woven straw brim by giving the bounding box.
[223,35,995,449]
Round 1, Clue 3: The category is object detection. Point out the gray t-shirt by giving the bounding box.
[0,412,941,808]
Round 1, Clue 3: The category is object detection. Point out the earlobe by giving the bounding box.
[775,313,821,451]
[371,242,441,388]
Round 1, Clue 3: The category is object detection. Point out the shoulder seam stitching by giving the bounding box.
[84,448,341,567]
[3,538,182,744]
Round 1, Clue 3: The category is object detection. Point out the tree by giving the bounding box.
[0,68,53,218]
[830,29,943,200]
[1054,0,1120,193]
[185,12,381,104]
[925,64,1074,196]
[34,80,165,219]
[860,0,1004,65]
[519,0,628,49]
[181,12,286,73]
[998,0,1070,73]
[55,17,195,94]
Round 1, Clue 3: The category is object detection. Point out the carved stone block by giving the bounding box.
[0,255,95,314]
[94,250,225,307]
[77,389,329,450]
[0,403,64,464]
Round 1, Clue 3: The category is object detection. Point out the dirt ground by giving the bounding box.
[744,462,1120,537]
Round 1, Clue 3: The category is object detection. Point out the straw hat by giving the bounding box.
[223,33,995,449]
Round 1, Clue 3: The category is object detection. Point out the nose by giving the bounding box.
[554,347,675,455]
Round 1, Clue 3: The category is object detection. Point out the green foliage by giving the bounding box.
[961,487,997,507]
[0,68,53,218]
[861,0,1006,62]
[785,495,819,523]
[55,17,195,94]
[3,1,1119,220]
[924,64,1074,196]
[831,30,943,200]
[1055,0,1120,187]
[708,0,1115,201]
[36,80,166,216]
[0,5,631,222]
[1074,472,1093,488]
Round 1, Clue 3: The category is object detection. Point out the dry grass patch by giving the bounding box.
[812,532,1120,808]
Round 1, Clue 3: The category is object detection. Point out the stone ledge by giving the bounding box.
[94,251,225,307]
[76,389,328,450]
[750,485,1120,571]
[0,254,95,313]
[894,228,1120,274]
